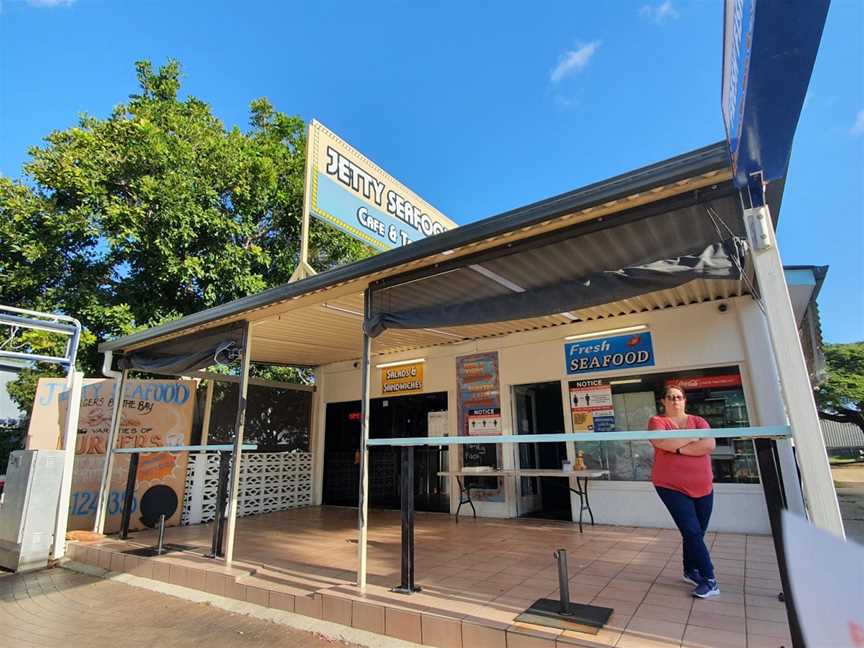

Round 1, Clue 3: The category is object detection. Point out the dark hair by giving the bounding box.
[663,384,686,400]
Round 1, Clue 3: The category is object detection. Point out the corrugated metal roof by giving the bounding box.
[99,142,734,356]
[821,418,864,449]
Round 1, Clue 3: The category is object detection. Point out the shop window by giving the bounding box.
[570,367,759,484]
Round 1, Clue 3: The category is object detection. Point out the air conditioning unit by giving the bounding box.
[0,450,64,572]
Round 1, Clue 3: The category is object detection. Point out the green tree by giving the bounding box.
[815,342,864,420]
[1,59,371,415]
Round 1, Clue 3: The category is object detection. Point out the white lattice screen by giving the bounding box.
[181,451,313,525]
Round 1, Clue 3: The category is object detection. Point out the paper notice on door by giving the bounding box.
[428,411,448,437]
[569,379,615,432]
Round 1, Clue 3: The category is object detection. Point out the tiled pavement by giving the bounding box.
[67,507,794,648]
[0,567,362,648]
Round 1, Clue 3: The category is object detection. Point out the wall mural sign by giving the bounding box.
[381,362,424,395]
[28,378,195,533]
[456,352,501,437]
[307,120,457,251]
[565,332,655,375]
[569,379,615,433]
[456,352,502,500]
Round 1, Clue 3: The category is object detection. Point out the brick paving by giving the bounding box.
[0,567,362,648]
[67,507,793,648]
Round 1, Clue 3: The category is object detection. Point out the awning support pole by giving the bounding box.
[94,368,128,534]
[754,439,805,648]
[357,289,372,591]
[392,445,419,594]
[224,320,253,569]
[201,379,215,446]
[744,201,844,537]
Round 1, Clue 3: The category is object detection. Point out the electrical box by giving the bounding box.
[0,450,65,572]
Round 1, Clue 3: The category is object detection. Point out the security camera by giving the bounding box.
[718,303,728,313]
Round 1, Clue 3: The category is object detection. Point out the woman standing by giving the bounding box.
[648,384,719,598]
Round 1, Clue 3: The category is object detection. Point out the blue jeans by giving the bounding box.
[655,487,715,581]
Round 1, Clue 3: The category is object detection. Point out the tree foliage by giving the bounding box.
[815,341,864,415]
[1,60,371,415]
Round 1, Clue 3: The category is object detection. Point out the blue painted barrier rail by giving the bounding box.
[365,425,790,447]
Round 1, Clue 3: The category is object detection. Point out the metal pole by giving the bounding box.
[357,289,372,591]
[94,369,128,533]
[754,439,805,648]
[744,203,844,537]
[208,450,230,558]
[119,452,140,540]
[554,549,572,615]
[156,514,166,555]
[223,321,253,569]
[394,446,418,594]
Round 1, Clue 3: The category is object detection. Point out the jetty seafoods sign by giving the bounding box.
[381,362,424,395]
[307,120,457,251]
[565,332,655,375]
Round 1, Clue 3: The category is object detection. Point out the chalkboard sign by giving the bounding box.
[463,443,499,490]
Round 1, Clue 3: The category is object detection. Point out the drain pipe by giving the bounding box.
[93,351,128,533]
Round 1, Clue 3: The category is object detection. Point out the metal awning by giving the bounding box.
[99,142,759,368]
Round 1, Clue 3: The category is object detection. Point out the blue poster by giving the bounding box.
[565,332,654,375]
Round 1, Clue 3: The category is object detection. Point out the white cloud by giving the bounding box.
[549,41,601,84]
[25,0,75,7]
[640,1,680,24]
[851,110,864,137]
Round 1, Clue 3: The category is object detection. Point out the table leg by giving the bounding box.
[455,477,476,523]
[568,477,595,533]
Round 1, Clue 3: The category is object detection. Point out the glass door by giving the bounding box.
[513,386,542,515]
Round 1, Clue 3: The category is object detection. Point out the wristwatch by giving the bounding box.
[675,447,681,455]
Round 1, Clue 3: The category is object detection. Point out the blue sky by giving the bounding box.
[1,1,861,343]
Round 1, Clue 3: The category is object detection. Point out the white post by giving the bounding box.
[201,379,215,446]
[744,204,844,537]
[94,369,127,534]
[289,121,318,282]
[357,291,372,590]
[224,321,253,569]
[737,299,806,516]
[51,370,83,559]
[311,367,326,506]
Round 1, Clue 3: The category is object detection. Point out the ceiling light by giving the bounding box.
[376,358,426,369]
[564,324,648,341]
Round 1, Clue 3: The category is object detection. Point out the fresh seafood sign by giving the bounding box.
[565,332,655,375]
[27,378,195,533]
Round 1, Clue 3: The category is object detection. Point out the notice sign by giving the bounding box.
[468,410,502,435]
[565,332,654,375]
[456,352,501,436]
[569,379,615,432]
[381,362,424,395]
[307,120,457,251]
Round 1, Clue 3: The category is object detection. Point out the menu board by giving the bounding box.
[569,379,615,432]
[28,378,195,532]
[456,352,502,498]
[456,352,501,437]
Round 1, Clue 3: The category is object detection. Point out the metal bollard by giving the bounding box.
[156,514,166,555]
[554,549,572,615]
